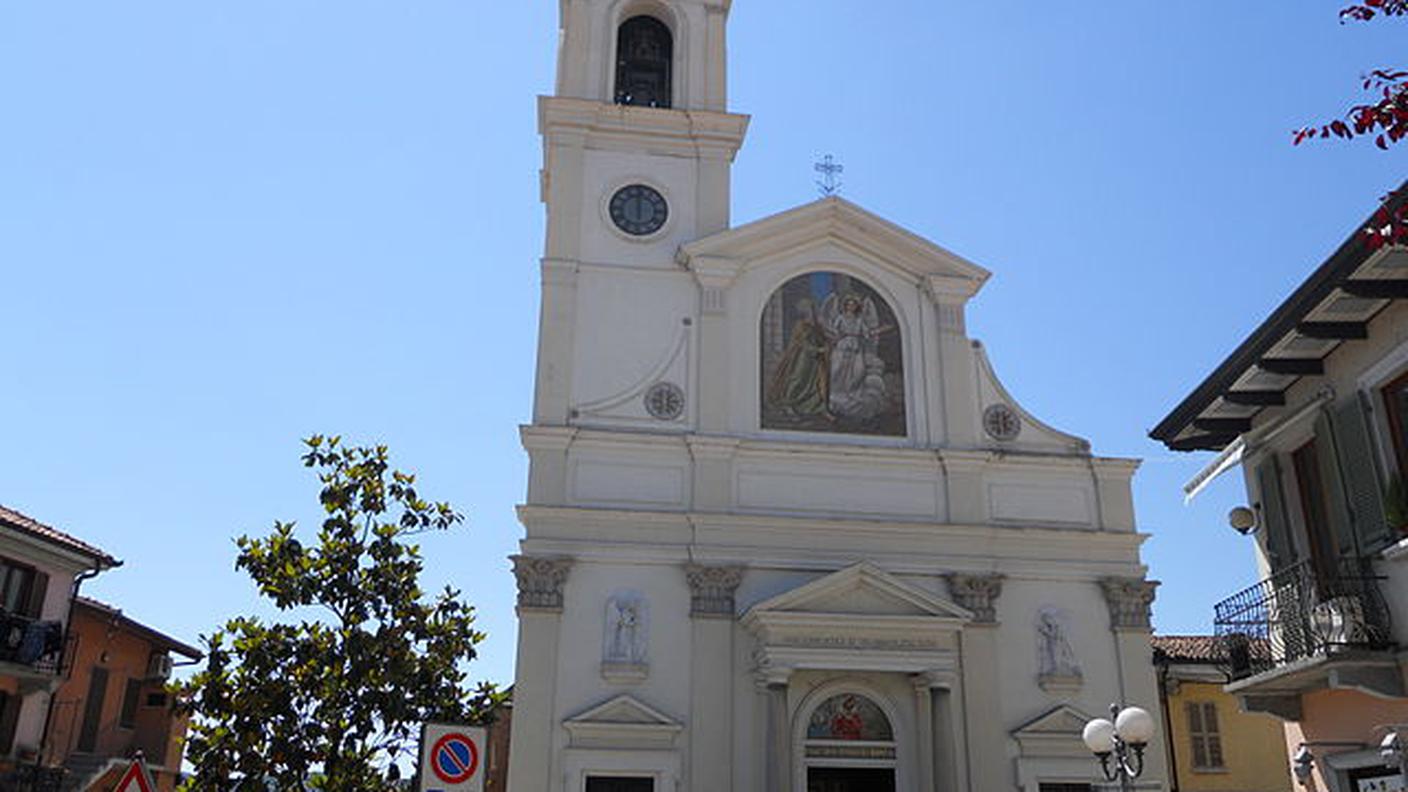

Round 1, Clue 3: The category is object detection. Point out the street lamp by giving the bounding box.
[1082,703,1156,791]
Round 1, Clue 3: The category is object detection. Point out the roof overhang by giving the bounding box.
[1151,186,1408,452]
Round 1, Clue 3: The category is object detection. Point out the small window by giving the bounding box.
[144,691,169,708]
[614,16,672,108]
[119,678,142,728]
[0,559,36,615]
[1186,701,1225,770]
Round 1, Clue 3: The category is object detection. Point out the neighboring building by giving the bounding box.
[43,596,201,792]
[0,505,118,779]
[484,692,512,792]
[1152,192,1408,790]
[508,2,1167,791]
[1152,636,1292,792]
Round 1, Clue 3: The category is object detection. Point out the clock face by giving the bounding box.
[609,184,669,237]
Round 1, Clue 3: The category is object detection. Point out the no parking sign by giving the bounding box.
[418,723,486,792]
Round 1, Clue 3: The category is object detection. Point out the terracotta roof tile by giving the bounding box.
[1151,635,1221,663]
[0,504,119,566]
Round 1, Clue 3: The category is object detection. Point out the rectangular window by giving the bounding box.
[0,559,35,614]
[1382,370,1408,473]
[585,778,654,792]
[1186,701,1225,770]
[119,678,142,728]
[144,692,168,708]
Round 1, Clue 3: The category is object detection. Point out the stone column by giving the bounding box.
[911,674,936,792]
[946,573,1005,792]
[756,670,791,792]
[686,565,743,792]
[506,556,572,792]
[1100,577,1169,790]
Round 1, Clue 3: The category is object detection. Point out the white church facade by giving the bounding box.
[507,2,1168,791]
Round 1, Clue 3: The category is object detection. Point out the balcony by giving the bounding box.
[0,612,70,688]
[1213,557,1400,718]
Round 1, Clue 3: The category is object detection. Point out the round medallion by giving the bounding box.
[983,404,1021,441]
[610,184,669,237]
[644,381,685,421]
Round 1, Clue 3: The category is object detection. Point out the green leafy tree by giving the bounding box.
[180,436,500,791]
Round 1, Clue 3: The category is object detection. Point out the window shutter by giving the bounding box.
[1257,457,1297,571]
[1334,395,1394,553]
[1203,703,1224,768]
[23,571,48,619]
[1315,413,1359,558]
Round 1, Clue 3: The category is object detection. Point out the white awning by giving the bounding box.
[1182,389,1333,502]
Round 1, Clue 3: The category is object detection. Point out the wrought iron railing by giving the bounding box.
[1,763,66,792]
[1214,557,1393,680]
[0,612,69,675]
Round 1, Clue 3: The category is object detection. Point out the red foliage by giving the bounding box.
[1341,0,1408,21]
[1364,189,1408,250]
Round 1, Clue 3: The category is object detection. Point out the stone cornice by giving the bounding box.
[538,96,750,160]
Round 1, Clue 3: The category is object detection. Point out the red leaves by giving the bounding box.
[1361,189,1408,252]
[1341,0,1408,22]
[1292,72,1408,148]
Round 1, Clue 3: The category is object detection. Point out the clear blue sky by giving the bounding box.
[1,2,1402,688]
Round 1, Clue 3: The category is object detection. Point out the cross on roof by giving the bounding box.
[814,154,844,196]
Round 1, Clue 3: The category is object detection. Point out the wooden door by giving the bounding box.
[76,666,108,753]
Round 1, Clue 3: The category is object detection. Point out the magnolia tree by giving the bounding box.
[1296,1,1408,247]
[180,436,501,791]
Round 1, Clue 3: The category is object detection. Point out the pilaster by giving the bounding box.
[1100,576,1170,790]
[953,574,1005,792]
[687,564,742,792]
[507,556,573,792]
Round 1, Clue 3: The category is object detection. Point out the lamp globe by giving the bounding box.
[1115,706,1155,746]
[1082,718,1117,754]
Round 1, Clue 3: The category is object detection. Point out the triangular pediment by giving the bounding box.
[566,694,679,727]
[745,562,972,620]
[1011,703,1096,738]
[678,197,990,296]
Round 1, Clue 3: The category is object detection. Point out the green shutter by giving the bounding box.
[1333,395,1394,553]
[1258,457,1297,571]
[1315,413,1359,558]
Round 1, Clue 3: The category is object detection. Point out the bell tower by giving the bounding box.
[532,0,750,428]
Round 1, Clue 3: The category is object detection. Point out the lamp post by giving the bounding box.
[1082,703,1156,792]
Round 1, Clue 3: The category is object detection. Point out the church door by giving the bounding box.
[806,767,896,792]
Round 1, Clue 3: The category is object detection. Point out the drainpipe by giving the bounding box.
[38,560,117,766]
[1155,653,1181,792]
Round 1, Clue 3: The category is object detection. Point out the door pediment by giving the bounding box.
[1011,703,1097,759]
[563,694,682,750]
[741,563,969,676]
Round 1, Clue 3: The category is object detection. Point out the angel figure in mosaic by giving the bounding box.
[821,291,893,420]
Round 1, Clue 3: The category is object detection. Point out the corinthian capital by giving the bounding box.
[1100,577,1159,631]
[511,555,573,612]
[945,573,1005,624]
[684,564,744,618]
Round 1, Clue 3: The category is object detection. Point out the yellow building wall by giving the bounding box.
[1164,680,1292,792]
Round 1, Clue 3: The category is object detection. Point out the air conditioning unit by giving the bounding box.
[146,652,173,681]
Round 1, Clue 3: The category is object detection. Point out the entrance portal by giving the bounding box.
[806,767,896,792]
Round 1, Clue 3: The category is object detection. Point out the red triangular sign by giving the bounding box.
[112,759,155,792]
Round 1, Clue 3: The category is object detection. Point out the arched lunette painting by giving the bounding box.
[761,272,906,436]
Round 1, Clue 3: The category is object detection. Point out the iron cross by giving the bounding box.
[814,154,844,196]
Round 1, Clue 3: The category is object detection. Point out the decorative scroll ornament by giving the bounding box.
[945,573,1005,624]
[511,555,573,611]
[684,564,744,618]
[1100,577,1159,630]
[983,403,1021,441]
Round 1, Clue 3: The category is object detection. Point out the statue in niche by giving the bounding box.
[603,591,648,666]
[1037,607,1082,679]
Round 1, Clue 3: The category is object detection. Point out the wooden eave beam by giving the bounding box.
[1340,280,1408,299]
[1223,390,1285,407]
[1258,358,1324,376]
[1193,417,1254,434]
[1297,321,1368,340]
[1168,434,1237,452]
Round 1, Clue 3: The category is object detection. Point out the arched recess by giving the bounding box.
[759,270,907,436]
[792,683,900,791]
[614,14,673,107]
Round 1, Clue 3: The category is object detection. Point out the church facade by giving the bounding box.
[507,2,1167,791]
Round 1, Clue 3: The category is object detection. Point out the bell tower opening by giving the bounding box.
[614,16,673,108]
